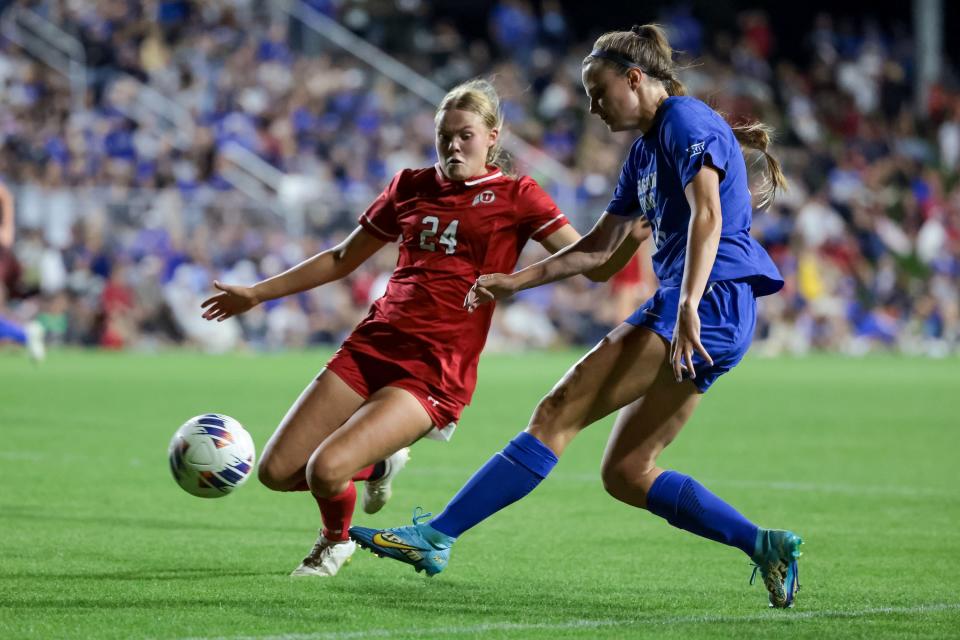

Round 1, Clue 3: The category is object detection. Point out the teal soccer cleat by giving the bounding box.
[349,509,454,577]
[750,529,803,608]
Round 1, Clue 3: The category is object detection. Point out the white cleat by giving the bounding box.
[361,447,410,514]
[290,532,357,577]
[25,321,45,363]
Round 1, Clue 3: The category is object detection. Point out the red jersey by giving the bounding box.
[346,164,568,407]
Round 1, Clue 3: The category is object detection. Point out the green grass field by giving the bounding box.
[1,350,958,639]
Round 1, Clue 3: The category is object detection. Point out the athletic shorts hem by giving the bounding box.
[621,321,710,393]
[624,280,756,392]
[324,347,465,431]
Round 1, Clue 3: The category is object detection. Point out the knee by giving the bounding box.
[305,449,350,497]
[257,453,295,492]
[600,464,635,503]
[257,460,288,491]
[601,458,657,506]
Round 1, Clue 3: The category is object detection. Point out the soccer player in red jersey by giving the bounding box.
[200,79,643,576]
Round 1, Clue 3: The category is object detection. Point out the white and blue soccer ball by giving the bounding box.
[168,414,256,498]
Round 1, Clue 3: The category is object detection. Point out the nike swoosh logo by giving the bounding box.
[372,532,422,551]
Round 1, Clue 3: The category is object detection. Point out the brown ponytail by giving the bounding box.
[731,121,788,209]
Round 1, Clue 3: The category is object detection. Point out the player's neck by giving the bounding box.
[637,91,669,134]
[439,163,498,183]
[466,165,496,180]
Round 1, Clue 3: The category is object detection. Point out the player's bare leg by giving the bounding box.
[293,387,432,577]
[258,368,365,492]
[526,323,671,453]
[258,368,407,577]
[306,386,432,499]
[600,361,802,608]
[598,362,700,508]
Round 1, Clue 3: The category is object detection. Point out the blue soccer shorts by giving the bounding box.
[626,279,757,392]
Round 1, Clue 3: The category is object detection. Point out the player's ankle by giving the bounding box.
[323,528,350,543]
[422,523,456,547]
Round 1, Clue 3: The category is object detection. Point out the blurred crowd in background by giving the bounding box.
[1,0,958,357]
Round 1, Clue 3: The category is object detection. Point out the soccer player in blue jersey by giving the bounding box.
[351,24,803,607]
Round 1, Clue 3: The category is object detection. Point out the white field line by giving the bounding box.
[0,452,951,497]
[706,478,952,498]
[0,450,143,465]
[178,602,960,640]
[0,451,46,461]
[0,451,951,497]
[404,467,955,498]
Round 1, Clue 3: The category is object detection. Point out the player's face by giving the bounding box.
[435,109,498,181]
[582,62,641,132]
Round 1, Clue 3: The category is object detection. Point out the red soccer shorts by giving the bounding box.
[325,346,463,437]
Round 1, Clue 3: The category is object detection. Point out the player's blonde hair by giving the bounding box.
[584,24,787,208]
[435,79,513,174]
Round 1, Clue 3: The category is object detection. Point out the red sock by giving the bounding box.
[352,464,376,482]
[315,482,356,541]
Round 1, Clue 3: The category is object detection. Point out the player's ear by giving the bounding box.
[487,127,499,149]
[627,67,643,91]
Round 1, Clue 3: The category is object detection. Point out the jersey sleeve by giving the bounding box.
[605,140,642,217]
[358,171,404,241]
[516,176,569,241]
[660,104,733,189]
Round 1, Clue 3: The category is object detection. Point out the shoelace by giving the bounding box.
[304,540,333,567]
[412,506,433,525]
[748,562,801,591]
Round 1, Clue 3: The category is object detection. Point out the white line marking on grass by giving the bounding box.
[179,602,960,640]
[707,478,954,499]
[655,602,960,624]
[0,451,45,461]
[404,467,955,498]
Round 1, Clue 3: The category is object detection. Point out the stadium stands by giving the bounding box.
[1,1,957,355]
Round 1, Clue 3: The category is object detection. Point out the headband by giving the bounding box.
[589,48,644,71]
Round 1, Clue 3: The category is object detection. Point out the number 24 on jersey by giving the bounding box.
[419,216,460,255]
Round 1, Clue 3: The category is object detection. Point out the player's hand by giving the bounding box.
[200,281,260,322]
[670,302,713,382]
[464,273,518,313]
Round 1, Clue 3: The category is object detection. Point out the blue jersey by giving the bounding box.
[606,96,783,297]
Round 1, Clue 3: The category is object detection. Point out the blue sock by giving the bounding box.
[645,470,759,557]
[428,431,558,539]
[0,317,27,345]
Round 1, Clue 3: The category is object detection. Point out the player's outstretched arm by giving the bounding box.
[537,218,650,283]
[465,212,636,311]
[201,225,386,322]
[584,216,651,281]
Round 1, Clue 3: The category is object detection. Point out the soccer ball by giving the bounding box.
[168,414,256,498]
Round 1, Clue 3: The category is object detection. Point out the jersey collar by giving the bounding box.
[434,163,504,187]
